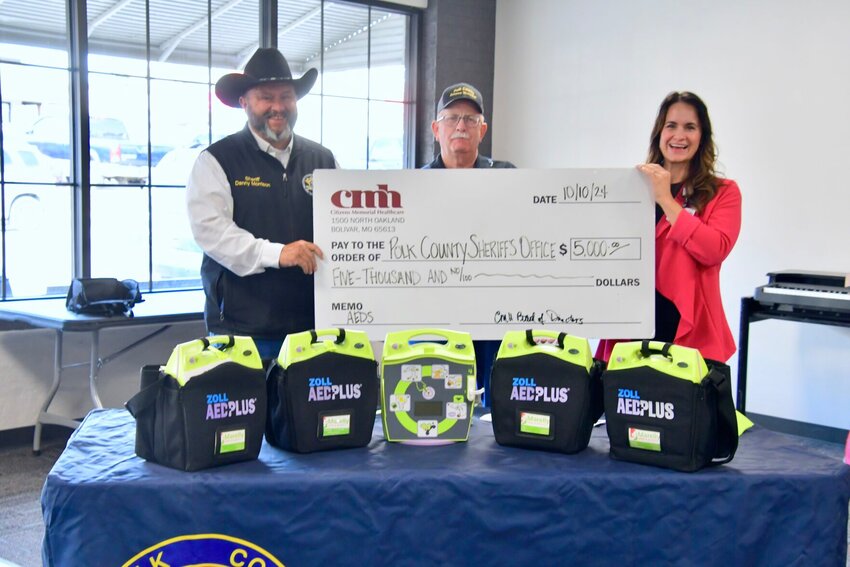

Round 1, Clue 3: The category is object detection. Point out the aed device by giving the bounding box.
[126,335,267,471]
[490,330,603,454]
[265,328,378,453]
[381,329,479,443]
[602,340,739,472]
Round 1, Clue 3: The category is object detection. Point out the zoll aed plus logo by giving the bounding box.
[331,184,402,209]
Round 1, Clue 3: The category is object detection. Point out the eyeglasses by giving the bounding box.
[436,113,483,128]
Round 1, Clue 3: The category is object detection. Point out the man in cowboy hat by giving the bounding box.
[422,82,516,404]
[187,47,337,359]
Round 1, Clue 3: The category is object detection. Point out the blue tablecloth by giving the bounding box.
[42,409,850,566]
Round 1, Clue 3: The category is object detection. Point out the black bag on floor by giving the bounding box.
[266,328,378,453]
[490,330,604,454]
[602,341,738,472]
[125,335,267,471]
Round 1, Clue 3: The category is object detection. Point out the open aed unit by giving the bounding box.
[381,329,478,443]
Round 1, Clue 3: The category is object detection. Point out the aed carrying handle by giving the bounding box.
[310,328,346,345]
[391,328,471,347]
[525,329,567,349]
[639,340,673,359]
[200,335,236,351]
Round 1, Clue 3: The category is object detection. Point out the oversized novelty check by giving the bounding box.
[313,169,654,340]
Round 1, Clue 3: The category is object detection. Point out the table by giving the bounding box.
[41,408,850,567]
[0,290,204,453]
[737,296,850,418]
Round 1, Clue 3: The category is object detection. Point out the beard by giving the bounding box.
[263,122,292,143]
[248,108,297,144]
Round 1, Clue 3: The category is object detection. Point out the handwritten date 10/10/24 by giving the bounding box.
[532,184,609,204]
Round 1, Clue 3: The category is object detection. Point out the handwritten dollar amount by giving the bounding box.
[560,238,642,260]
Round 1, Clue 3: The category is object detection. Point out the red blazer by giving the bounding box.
[597,178,742,362]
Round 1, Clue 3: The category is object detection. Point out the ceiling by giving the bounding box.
[0,0,411,73]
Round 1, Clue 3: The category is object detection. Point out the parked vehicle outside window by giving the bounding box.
[26,115,173,184]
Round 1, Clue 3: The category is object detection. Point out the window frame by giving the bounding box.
[0,0,420,300]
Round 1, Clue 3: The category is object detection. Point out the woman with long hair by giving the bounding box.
[598,91,742,365]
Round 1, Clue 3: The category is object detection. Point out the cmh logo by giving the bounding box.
[331,183,402,209]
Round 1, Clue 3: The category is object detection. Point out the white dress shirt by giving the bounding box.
[186,127,294,277]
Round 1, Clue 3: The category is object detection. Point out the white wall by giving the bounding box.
[493,0,850,430]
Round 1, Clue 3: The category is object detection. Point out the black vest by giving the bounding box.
[202,126,336,339]
[422,154,516,169]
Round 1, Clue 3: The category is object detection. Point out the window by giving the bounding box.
[0,0,417,299]
[0,35,74,299]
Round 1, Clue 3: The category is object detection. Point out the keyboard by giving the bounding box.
[754,270,850,313]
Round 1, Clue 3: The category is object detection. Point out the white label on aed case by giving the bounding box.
[628,427,661,452]
[520,412,551,436]
[446,402,467,420]
[323,414,351,437]
[219,429,246,454]
[431,364,449,379]
[390,394,411,412]
[417,420,438,437]
[445,374,462,389]
[401,365,422,382]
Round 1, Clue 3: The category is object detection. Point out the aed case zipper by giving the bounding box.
[689,380,703,465]
[282,368,298,449]
[178,387,189,460]
[157,378,172,463]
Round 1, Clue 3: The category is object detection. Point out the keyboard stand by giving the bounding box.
[738,295,850,421]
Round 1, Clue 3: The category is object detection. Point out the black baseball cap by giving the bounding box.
[437,82,484,114]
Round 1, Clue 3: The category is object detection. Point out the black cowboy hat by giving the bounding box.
[215,48,318,107]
